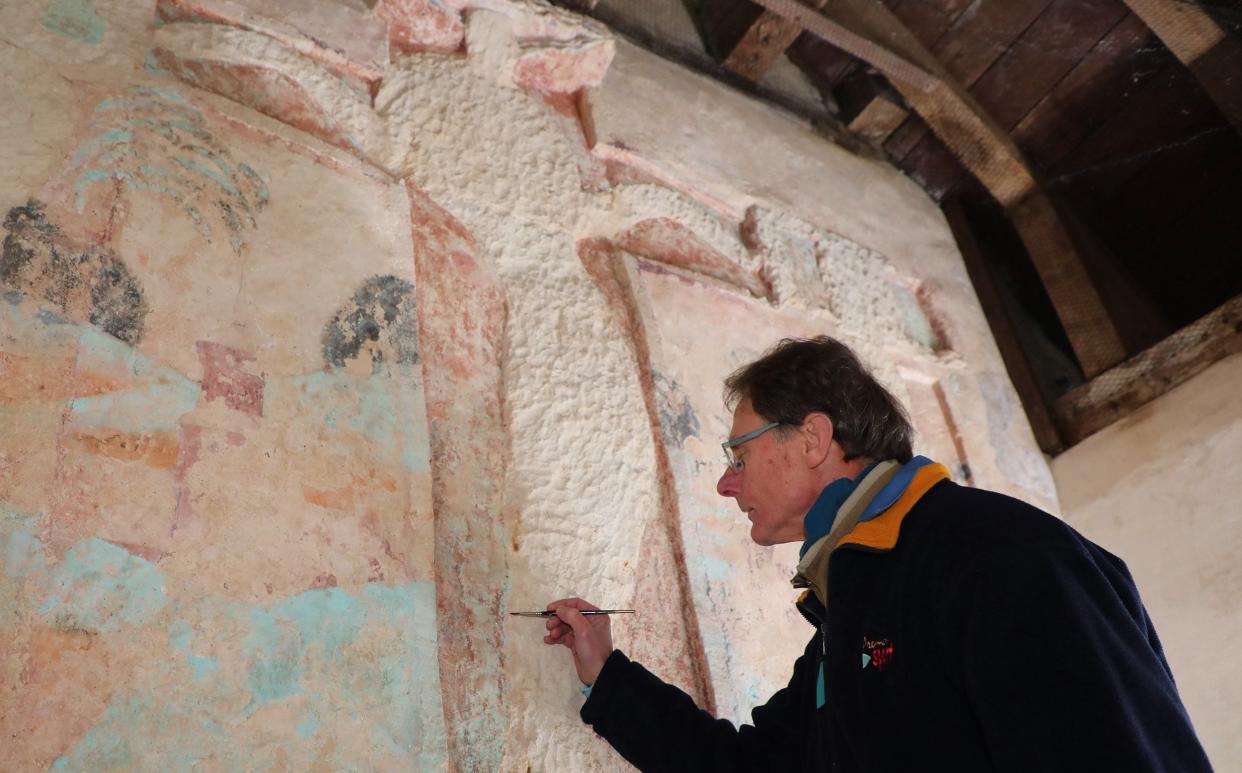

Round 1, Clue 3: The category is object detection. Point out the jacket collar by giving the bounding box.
[799,461,879,558]
[836,457,950,552]
[791,457,951,607]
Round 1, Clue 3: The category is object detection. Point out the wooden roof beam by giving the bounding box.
[696,0,832,82]
[1122,0,1242,132]
[753,0,1127,377]
[837,68,909,146]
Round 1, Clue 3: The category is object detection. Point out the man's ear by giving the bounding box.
[801,412,834,468]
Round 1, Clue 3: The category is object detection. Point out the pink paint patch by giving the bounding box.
[149,47,357,154]
[101,538,171,563]
[171,422,202,536]
[196,341,265,416]
[156,0,387,89]
[617,218,770,299]
[375,0,464,54]
[512,38,614,94]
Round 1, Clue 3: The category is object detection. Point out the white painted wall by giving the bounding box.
[1053,353,1242,769]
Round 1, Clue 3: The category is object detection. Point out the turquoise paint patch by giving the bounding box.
[43,0,105,44]
[69,382,200,433]
[892,284,941,351]
[169,619,219,680]
[3,527,45,578]
[1,506,46,579]
[698,555,734,583]
[74,328,197,400]
[287,371,430,473]
[239,586,374,713]
[296,713,320,738]
[169,618,193,651]
[272,586,366,655]
[39,538,168,633]
[242,608,306,715]
[359,582,448,769]
[73,168,129,210]
[173,156,242,200]
[187,654,219,680]
[349,370,430,474]
[49,692,224,771]
[239,164,270,206]
[74,87,268,255]
[70,129,133,166]
[143,50,171,76]
[2,291,83,350]
[53,581,448,768]
[68,333,200,433]
[97,94,201,124]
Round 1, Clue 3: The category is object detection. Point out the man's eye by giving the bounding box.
[735,458,745,471]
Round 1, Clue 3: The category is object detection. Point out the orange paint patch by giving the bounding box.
[74,368,125,397]
[0,351,77,404]
[71,430,180,469]
[302,483,355,510]
[302,471,399,510]
[27,626,96,670]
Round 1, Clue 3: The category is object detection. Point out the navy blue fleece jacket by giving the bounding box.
[580,476,1212,771]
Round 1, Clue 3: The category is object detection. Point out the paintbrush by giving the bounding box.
[509,609,636,617]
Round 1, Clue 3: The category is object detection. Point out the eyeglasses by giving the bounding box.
[721,422,781,473]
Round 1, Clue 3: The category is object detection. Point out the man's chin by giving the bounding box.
[748,524,774,547]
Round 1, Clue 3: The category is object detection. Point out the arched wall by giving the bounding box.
[0,1,1056,769]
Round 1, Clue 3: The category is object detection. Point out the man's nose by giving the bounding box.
[717,467,741,498]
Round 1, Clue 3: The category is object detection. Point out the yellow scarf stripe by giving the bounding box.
[835,463,951,552]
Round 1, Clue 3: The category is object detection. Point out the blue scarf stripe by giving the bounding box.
[799,456,935,558]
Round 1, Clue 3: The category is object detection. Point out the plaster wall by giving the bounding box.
[1,0,1057,769]
[1052,353,1242,770]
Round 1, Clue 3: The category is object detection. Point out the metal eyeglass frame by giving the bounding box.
[721,421,781,472]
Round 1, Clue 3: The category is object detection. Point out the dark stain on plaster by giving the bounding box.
[1,200,148,344]
[653,370,700,447]
[323,275,419,372]
[89,258,147,342]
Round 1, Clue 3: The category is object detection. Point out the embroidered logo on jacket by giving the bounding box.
[862,638,894,671]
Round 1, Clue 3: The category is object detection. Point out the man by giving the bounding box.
[544,336,1211,771]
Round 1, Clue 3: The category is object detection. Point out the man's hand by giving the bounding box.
[543,597,614,686]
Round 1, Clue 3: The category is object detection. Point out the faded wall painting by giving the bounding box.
[1,75,448,770]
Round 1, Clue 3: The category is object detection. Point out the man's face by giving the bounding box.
[716,399,815,546]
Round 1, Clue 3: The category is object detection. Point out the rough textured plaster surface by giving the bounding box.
[0,0,1059,769]
[1052,354,1242,771]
